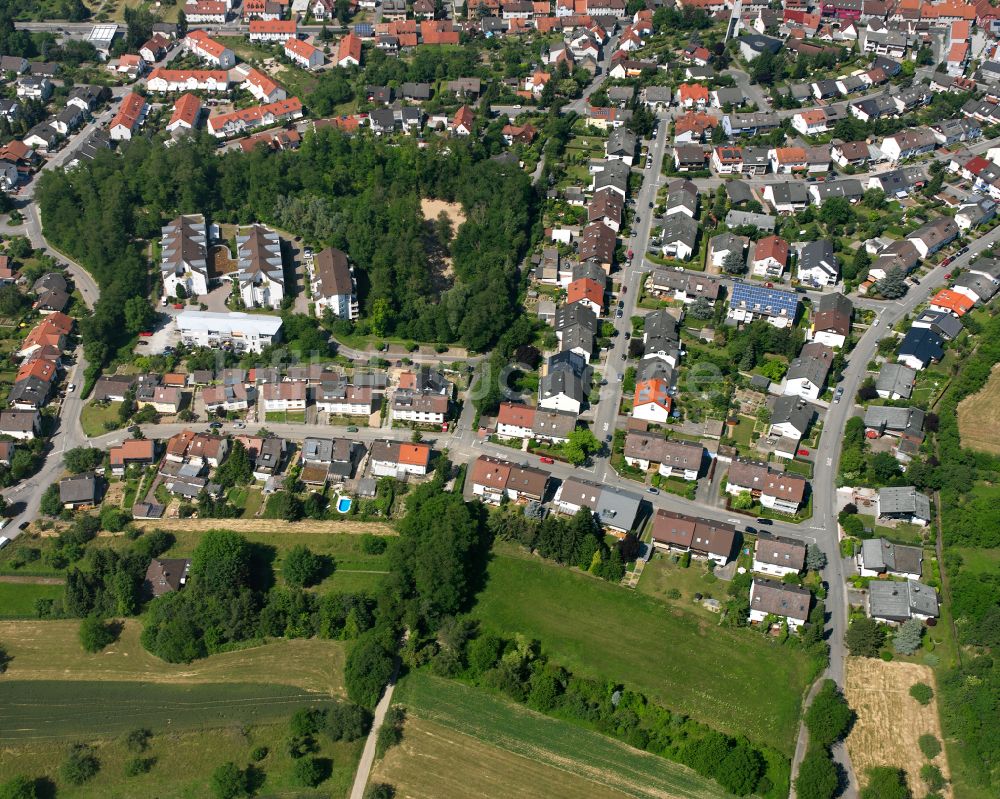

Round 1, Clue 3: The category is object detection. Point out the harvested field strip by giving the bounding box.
[385,672,735,799]
[0,680,332,743]
[844,657,951,798]
[956,362,1000,454]
[0,620,346,695]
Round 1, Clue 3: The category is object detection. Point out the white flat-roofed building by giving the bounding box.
[176,310,282,353]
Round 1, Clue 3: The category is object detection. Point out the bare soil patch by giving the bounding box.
[129,518,397,535]
[844,657,951,798]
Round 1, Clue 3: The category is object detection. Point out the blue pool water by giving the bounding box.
[336,497,352,514]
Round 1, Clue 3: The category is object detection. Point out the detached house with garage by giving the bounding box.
[752,532,806,577]
[623,432,703,480]
[726,458,807,514]
[876,485,932,526]
[749,577,811,630]
[857,537,923,580]
[807,292,852,348]
[868,580,939,625]
[751,235,789,278]
[555,477,642,536]
[797,240,839,288]
[784,342,834,401]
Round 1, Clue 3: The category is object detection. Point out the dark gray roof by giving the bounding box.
[869,579,938,621]
[878,485,931,520]
[876,363,915,397]
[539,369,584,403]
[860,537,923,576]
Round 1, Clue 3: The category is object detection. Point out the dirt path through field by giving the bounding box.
[0,575,65,585]
[128,519,397,535]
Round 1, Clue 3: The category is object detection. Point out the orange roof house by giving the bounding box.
[451,104,474,134]
[337,33,362,65]
[674,112,717,139]
[16,358,56,384]
[398,442,431,467]
[566,277,605,312]
[167,93,202,131]
[633,378,672,421]
[677,83,710,106]
[420,20,460,44]
[929,288,975,316]
[497,401,536,430]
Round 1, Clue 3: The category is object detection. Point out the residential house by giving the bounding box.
[784,342,834,401]
[749,577,811,630]
[797,240,840,288]
[555,477,642,535]
[0,410,40,440]
[161,214,209,298]
[727,282,799,328]
[311,247,358,320]
[109,92,148,141]
[59,474,98,509]
[185,29,235,68]
[876,485,932,525]
[752,532,806,577]
[897,328,944,371]
[538,369,584,414]
[632,378,672,423]
[285,37,325,69]
[469,455,550,504]
[261,381,307,412]
[751,235,789,278]
[235,225,285,310]
[109,439,156,476]
[726,458,808,514]
[144,558,191,598]
[202,382,250,412]
[768,394,814,442]
[868,579,939,624]
[369,440,431,478]
[623,432,703,480]
[808,291,852,347]
[650,509,737,566]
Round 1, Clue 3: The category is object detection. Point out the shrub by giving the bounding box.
[860,766,911,799]
[292,756,328,788]
[364,783,396,799]
[804,680,854,747]
[124,757,155,777]
[909,682,933,705]
[62,743,100,786]
[360,534,388,555]
[210,762,250,799]
[0,776,39,799]
[249,746,268,762]
[124,728,151,753]
[846,617,885,657]
[918,733,941,759]
[79,616,117,653]
[920,763,946,792]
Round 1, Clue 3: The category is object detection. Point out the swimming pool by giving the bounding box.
[336,496,352,514]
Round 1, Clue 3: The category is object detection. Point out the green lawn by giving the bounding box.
[390,671,735,799]
[161,531,391,592]
[728,415,757,447]
[472,547,811,755]
[264,411,306,423]
[952,546,1000,575]
[80,402,123,437]
[0,582,64,618]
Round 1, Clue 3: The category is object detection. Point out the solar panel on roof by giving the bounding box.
[729,282,799,315]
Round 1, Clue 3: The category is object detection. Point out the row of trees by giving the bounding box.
[795,680,854,799]
[488,505,628,583]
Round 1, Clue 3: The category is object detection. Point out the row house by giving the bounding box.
[147,68,230,93]
[752,532,806,577]
[207,98,303,138]
[242,68,286,104]
[315,380,378,416]
[183,0,228,24]
[202,382,251,412]
[370,440,431,478]
[879,127,938,162]
[261,381,307,412]
[496,402,576,444]
[109,92,148,142]
[249,19,297,42]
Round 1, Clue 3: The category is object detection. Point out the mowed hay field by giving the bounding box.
[472,548,811,755]
[0,620,347,695]
[844,657,951,798]
[957,362,1000,454]
[372,672,734,799]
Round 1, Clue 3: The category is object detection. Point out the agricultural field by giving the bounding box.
[843,657,951,798]
[0,620,347,694]
[472,547,811,755]
[956,362,1000,454]
[373,672,733,799]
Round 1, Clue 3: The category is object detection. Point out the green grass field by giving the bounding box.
[472,548,810,755]
[0,582,63,618]
[80,401,123,437]
[377,672,734,799]
[953,546,1000,574]
[161,531,390,593]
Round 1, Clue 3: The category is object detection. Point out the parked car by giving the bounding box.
[618,300,625,309]
[346,425,359,432]
[959,246,969,256]
[234,422,246,429]
[944,272,952,279]
[209,421,223,429]
[539,456,555,464]
[942,256,953,266]
[797,448,810,456]
[744,526,757,535]
[646,487,659,494]
[624,332,631,340]
[620,352,626,360]
[833,387,844,403]
[755,518,773,525]
[67,383,75,392]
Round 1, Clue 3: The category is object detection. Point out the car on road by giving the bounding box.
[539,456,555,464]
[67,383,75,392]
[209,421,223,429]
[873,318,880,327]
[616,309,623,318]
[647,487,659,494]
[234,422,246,429]
[620,352,626,360]
[648,202,653,208]
[944,272,952,279]
[617,373,623,382]
[744,526,757,535]
[797,448,810,456]
[621,286,627,294]
[833,387,844,403]
[755,518,773,525]
[346,426,359,432]
[959,246,969,256]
